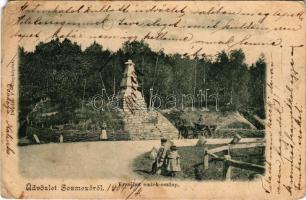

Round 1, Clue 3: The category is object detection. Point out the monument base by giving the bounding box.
[120,110,178,140]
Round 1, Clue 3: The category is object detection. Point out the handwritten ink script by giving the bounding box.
[262,45,304,196]
[6,1,304,62]
[5,54,16,116]
[4,54,17,156]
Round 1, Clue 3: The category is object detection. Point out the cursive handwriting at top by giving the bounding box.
[9,1,304,53]
[143,27,193,42]
[194,34,282,50]
[14,13,303,34]
[15,13,114,30]
[19,2,304,22]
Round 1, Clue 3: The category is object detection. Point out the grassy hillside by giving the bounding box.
[20,98,125,145]
[161,108,265,138]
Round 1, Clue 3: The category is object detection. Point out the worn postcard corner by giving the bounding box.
[1,0,305,199]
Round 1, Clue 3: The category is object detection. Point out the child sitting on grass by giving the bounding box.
[166,145,181,177]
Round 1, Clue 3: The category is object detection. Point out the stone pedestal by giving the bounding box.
[116,60,178,140]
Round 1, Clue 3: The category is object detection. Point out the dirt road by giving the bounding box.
[19,138,260,179]
[19,140,197,179]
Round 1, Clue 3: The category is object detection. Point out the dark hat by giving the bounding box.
[161,138,167,143]
[170,145,177,151]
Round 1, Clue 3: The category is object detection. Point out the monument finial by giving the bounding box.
[125,59,135,65]
[118,59,147,112]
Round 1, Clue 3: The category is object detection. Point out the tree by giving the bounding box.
[249,54,266,117]
[18,39,267,137]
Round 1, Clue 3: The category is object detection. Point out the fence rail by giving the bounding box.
[208,142,265,154]
[199,137,265,180]
[226,158,265,173]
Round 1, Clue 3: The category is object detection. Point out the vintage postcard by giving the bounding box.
[1,0,305,199]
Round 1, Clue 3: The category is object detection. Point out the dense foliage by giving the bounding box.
[19,39,266,135]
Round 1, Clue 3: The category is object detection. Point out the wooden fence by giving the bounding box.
[201,138,265,180]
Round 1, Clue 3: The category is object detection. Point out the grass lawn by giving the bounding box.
[132,145,265,181]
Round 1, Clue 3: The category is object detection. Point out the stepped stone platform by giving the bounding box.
[112,59,178,140]
[119,110,179,140]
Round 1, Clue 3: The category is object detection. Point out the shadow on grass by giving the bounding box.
[133,169,151,174]
[132,146,205,180]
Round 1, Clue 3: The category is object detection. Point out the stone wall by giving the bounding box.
[121,110,179,140]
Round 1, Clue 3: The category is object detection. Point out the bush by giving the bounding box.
[227,122,252,129]
[213,129,264,138]
[26,126,57,143]
[26,126,39,138]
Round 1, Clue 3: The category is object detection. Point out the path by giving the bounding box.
[19,138,262,179]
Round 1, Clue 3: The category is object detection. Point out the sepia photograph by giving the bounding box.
[18,39,266,181]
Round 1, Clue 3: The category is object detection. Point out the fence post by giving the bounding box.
[223,155,232,181]
[33,134,40,144]
[227,144,231,156]
[203,145,209,170]
[59,134,64,143]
